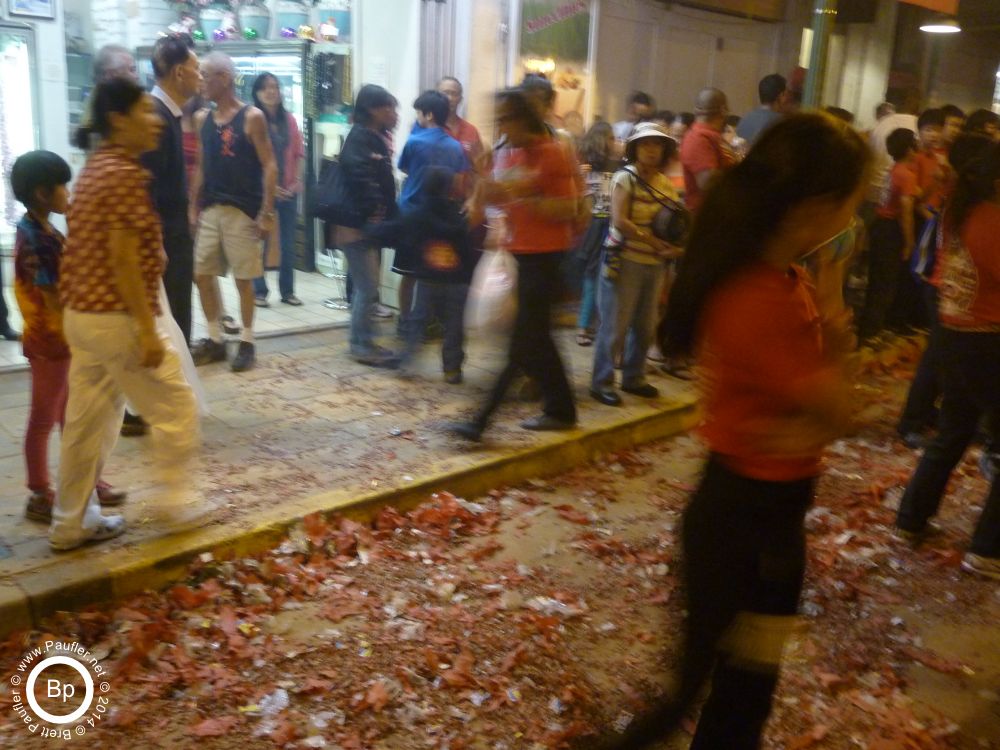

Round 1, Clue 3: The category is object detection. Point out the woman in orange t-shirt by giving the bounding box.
[449,88,579,440]
[894,143,1000,580]
[618,115,870,748]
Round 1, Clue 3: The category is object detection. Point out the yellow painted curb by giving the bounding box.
[3,397,699,637]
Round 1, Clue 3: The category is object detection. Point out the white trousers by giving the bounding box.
[51,310,201,547]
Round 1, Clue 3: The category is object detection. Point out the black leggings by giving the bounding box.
[619,457,813,749]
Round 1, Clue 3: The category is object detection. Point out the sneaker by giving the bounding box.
[231,341,256,372]
[25,490,54,523]
[191,338,227,366]
[371,302,394,319]
[281,295,303,306]
[961,552,1000,580]
[254,294,270,308]
[121,411,148,437]
[444,370,463,385]
[221,315,241,335]
[50,515,126,552]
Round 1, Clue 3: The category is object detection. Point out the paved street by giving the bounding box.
[0,367,997,749]
[0,322,697,631]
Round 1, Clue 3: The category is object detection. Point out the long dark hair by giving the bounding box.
[579,121,615,171]
[74,78,146,150]
[946,137,1000,233]
[662,113,871,357]
[252,73,288,139]
[496,88,547,136]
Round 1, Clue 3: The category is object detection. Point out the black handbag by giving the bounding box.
[631,171,692,247]
[310,157,348,224]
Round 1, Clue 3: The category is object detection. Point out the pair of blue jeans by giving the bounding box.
[341,240,382,357]
[591,256,665,390]
[253,198,297,300]
[400,280,468,373]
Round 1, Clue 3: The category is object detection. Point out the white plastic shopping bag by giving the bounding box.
[465,249,517,333]
[158,282,209,417]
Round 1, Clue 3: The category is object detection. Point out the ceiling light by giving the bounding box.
[920,15,961,34]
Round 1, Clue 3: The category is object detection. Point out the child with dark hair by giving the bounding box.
[858,127,921,341]
[393,90,470,332]
[364,166,475,383]
[10,150,125,523]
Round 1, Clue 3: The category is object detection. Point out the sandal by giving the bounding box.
[576,332,594,347]
[25,490,54,523]
[222,315,241,335]
[96,482,128,507]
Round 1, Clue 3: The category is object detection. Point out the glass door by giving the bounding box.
[0,22,39,240]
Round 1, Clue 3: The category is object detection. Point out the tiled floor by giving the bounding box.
[0,261,362,371]
[0,249,405,372]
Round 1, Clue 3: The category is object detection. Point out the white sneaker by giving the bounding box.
[50,515,126,552]
[371,302,394,319]
[961,552,1000,580]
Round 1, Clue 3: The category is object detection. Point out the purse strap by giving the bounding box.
[629,169,684,213]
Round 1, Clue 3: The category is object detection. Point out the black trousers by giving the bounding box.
[898,283,942,434]
[859,217,905,341]
[475,251,576,427]
[896,329,1000,557]
[618,458,813,749]
[162,223,195,346]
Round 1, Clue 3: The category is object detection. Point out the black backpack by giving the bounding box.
[310,157,348,224]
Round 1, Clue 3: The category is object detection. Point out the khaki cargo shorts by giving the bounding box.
[194,204,263,280]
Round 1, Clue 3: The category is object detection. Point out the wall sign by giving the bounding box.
[519,0,591,62]
[7,0,56,20]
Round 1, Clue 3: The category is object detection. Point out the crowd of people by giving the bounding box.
[2,33,998,746]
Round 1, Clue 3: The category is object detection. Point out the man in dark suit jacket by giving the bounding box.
[142,34,203,345]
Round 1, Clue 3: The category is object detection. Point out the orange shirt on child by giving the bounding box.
[875,161,919,221]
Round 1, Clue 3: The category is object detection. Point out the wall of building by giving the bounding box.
[593,0,786,121]
[828,0,898,129]
[928,31,1000,112]
[0,3,70,160]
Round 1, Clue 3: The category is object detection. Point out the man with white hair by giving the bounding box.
[92,44,138,84]
[189,51,277,373]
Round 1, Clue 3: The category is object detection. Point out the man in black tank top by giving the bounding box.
[189,51,277,373]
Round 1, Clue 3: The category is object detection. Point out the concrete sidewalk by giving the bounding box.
[0,323,698,636]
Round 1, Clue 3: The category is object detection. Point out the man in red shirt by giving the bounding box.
[858,128,920,342]
[438,76,484,172]
[679,88,736,213]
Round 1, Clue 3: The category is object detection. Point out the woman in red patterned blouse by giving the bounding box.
[50,78,206,551]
